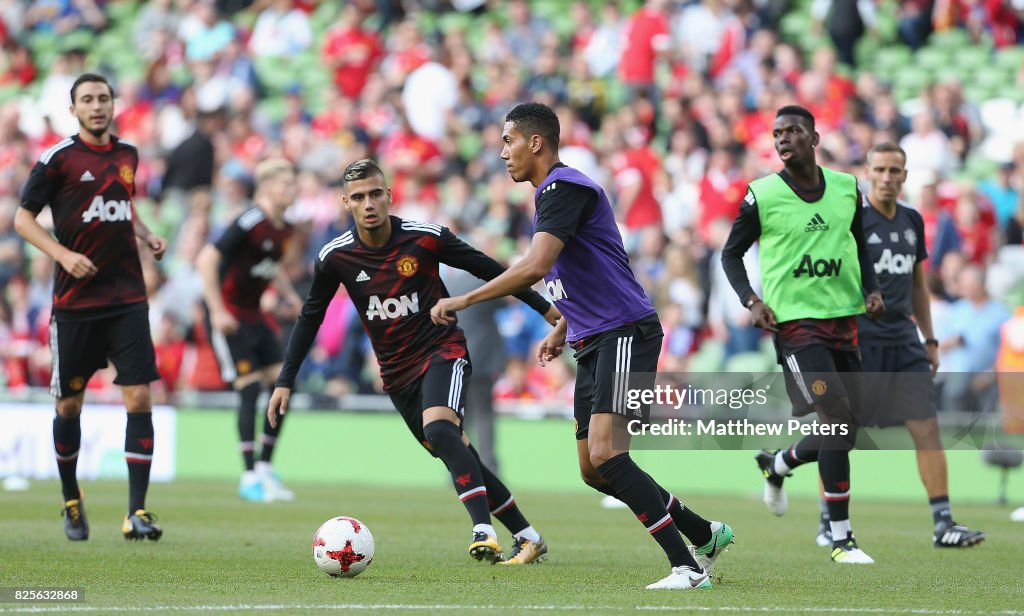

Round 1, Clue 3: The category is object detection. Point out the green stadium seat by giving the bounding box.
[962,83,997,104]
[973,65,1010,91]
[257,96,288,125]
[105,0,139,24]
[892,66,932,100]
[874,46,913,76]
[913,46,951,72]
[995,46,1024,72]
[437,12,473,35]
[929,29,970,50]
[953,46,991,72]
[60,29,96,52]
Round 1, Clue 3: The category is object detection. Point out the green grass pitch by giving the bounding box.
[2,479,1023,615]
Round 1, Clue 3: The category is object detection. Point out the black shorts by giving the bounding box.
[859,343,936,427]
[387,356,471,456]
[49,307,159,399]
[777,344,862,418]
[573,315,663,440]
[210,319,283,383]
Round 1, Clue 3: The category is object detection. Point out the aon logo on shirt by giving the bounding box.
[250,257,278,280]
[81,196,132,222]
[792,254,842,278]
[366,293,419,320]
[546,278,568,301]
[874,249,915,275]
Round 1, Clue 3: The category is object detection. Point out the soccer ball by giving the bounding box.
[312,516,375,577]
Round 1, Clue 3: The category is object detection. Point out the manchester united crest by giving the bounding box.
[119,165,134,186]
[396,255,418,277]
[811,379,828,396]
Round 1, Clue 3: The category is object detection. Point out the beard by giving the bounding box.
[78,116,111,138]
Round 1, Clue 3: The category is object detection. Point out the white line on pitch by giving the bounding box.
[0,605,1021,615]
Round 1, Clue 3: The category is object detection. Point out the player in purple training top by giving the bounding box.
[15,73,166,542]
[432,102,733,590]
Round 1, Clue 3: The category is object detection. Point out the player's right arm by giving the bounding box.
[15,161,98,279]
[269,254,343,427]
[197,218,248,334]
[721,191,777,331]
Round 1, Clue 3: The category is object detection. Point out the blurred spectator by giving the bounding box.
[901,112,954,177]
[917,175,962,270]
[25,0,106,34]
[938,265,1010,411]
[582,3,624,78]
[181,0,235,62]
[248,0,313,58]
[322,4,383,100]
[898,0,935,49]
[502,0,550,68]
[1004,193,1024,246]
[952,189,996,264]
[0,196,22,288]
[979,162,1020,226]
[811,0,876,67]
[620,0,670,93]
[134,0,180,53]
[706,217,761,361]
[401,50,457,142]
[163,107,224,198]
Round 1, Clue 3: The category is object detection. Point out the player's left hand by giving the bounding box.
[865,291,884,319]
[430,296,466,325]
[147,235,168,261]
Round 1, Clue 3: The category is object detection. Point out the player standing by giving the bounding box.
[197,158,303,502]
[808,142,983,548]
[269,159,556,564]
[432,103,734,590]
[721,105,884,564]
[15,73,167,541]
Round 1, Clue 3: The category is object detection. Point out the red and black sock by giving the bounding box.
[648,476,712,547]
[238,383,259,471]
[424,421,489,526]
[781,436,820,470]
[125,412,154,514]
[53,413,81,502]
[820,448,851,527]
[597,453,697,569]
[469,444,529,535]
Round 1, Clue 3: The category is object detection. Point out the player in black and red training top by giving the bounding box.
[15,73,167,542]
[197,158,303,503]
[269,159,559,565]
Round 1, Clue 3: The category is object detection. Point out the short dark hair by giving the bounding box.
[505,102,560,149]
[342,158,386,188]
[866,141,907,165]
[775,105,815,131]
[70,73,114,104]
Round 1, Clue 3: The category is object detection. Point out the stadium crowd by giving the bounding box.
[2,0,1024,406]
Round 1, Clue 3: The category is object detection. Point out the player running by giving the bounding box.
[269,159,556,565]
[15,73,167,541]
[198,158,304,502]
[721,105,884,564]
[433,102,734,590]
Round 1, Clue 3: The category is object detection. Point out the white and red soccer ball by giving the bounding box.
[312,516,375,577]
